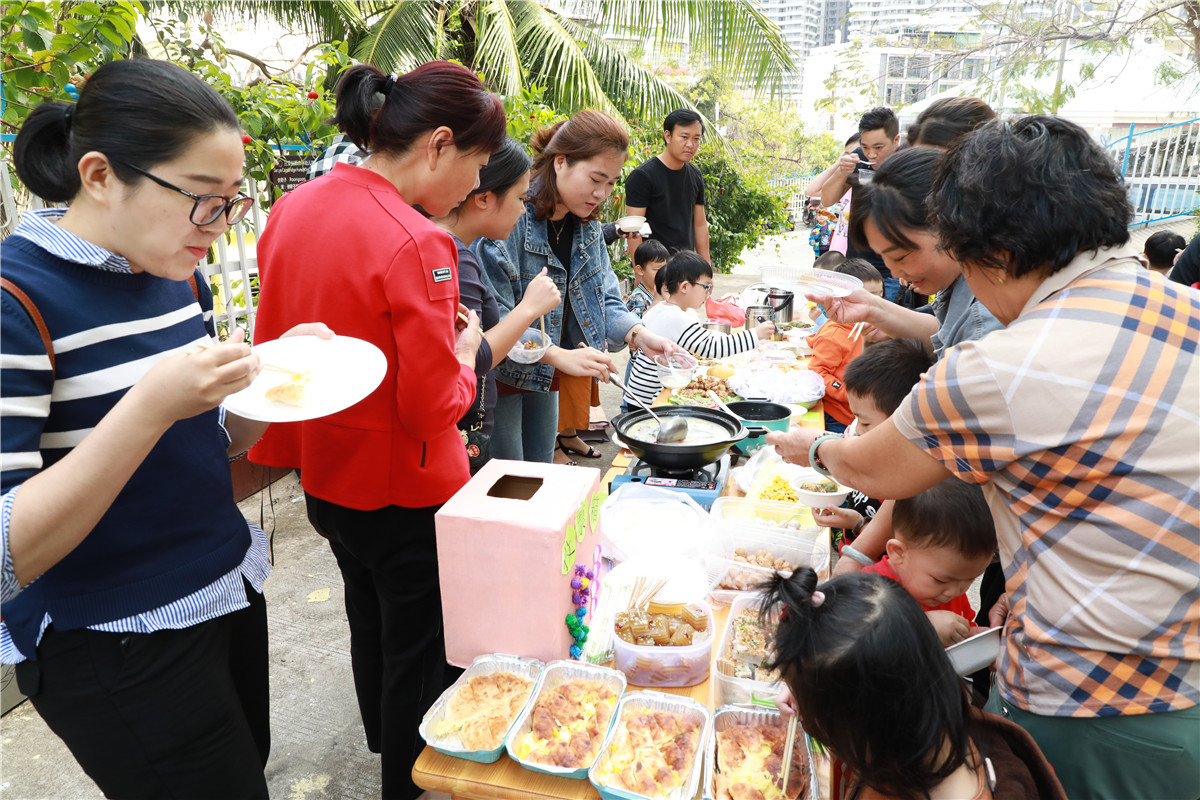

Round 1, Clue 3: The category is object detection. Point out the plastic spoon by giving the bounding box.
[608,372,688,443]
[706,390,736,416]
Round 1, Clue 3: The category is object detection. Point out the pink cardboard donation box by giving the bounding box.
[436,459,606,667]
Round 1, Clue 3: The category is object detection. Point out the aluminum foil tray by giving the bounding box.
[418,653,542,764]
[588,690,712,800]
[504,660,627,780]
[702,704,818,800]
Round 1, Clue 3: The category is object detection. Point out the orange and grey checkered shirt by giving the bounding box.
[895,246,1199,718]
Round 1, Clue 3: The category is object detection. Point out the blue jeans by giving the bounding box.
[491,391,559,463]
[823,413,848,434]
[883,276,900,302]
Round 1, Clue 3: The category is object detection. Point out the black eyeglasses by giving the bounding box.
[693,281,713,294]
[115,160,255,226]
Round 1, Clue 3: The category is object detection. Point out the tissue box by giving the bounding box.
[436,459,606,667]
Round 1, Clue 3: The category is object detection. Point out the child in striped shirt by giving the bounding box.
[623,251,774,407]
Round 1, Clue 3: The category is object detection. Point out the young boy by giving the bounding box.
[625,239,669,318]
[805,258,883,432]
[814,338,935,551]
[1141,231,1186,277]
[624,251,774,407]
[862,476,996,645]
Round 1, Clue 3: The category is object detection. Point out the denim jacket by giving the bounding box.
[930,274,1004,357]
[475,203,639,392]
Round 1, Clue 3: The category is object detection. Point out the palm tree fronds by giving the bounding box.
[472,0,524,95]
[354,0,440,73]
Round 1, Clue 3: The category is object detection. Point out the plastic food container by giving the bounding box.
[711,497,819,536]
[589,690,712,800]
[505,660,627,780]
[713,594,786,707]
[508,328,550,364]
[418,653,542,763]
[702,705,819,800]
[705,528,831,605]
[612,603,714,688]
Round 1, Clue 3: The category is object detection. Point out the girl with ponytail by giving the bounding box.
[2,58,326,797]
[760,568,1065,800]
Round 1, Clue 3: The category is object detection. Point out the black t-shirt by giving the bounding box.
[1167,233,1199,287]
[624,157,705,254]
[843,147,892,281]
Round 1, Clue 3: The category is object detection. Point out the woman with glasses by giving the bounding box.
[0,59,324,797]
[476,110,683,462]
[622,250,773,408]
[248,61,500,800]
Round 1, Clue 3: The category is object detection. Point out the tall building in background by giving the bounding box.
[758,0,851,100]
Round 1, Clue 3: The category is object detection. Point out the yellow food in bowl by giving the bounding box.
[708,364,735,379]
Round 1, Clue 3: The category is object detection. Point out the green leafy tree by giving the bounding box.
[183,0,798,136]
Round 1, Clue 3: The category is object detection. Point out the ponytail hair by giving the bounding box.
[528,110,628,222]
[332,61,505,159]
[760,568,972,800]
[13,59,240,202]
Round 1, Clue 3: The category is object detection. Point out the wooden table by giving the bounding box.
[413,353,830,799]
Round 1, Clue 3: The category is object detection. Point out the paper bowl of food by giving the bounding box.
[615,215,647,233]
[508,329,550,364]
[788,468,852,508]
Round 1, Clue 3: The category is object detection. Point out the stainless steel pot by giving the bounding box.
[744,304,774,331]
[766,289,794,323]
[701,321,732,335]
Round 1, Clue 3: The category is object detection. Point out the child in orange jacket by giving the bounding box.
[806,258,884,432]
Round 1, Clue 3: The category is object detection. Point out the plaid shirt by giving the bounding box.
[306,134,367,181]
[895,246,1200,718]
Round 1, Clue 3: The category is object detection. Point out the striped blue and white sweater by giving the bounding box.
[624,302,758,407]
[0,209,268,662]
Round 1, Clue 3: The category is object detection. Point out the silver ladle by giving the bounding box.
[608,372,689,443]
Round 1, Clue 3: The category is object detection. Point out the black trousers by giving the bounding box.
[305,494,450,800]
[14,583,270,799]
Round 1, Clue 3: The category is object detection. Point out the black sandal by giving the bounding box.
[556,435,602,459]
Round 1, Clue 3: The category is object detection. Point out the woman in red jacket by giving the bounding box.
[250,61,504,800]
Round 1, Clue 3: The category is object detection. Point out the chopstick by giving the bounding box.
[188,340,306,377]
[456,311,487,335]
[779,714,798,793]
[849,321,866,342]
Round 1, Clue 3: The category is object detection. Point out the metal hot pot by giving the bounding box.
[612,406,765,471]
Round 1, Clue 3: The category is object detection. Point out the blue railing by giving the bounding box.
[1106,118,1199,227]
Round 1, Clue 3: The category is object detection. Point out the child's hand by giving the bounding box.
[812,507,862,529]
[774,684,799,720]
[927,610,972,645]
[754,320,775,339]
[517,268,562,317]
[134,327,260,427]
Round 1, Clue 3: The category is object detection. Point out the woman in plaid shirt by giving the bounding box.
[767,116,1199,800]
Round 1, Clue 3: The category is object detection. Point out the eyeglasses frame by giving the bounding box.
[114,159,255,227]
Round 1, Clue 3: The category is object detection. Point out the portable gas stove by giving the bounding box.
[610,454,731,510]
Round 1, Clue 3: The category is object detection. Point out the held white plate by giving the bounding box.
[760,266,864,298]
[223,335,387,423]
[946,626,1002,676]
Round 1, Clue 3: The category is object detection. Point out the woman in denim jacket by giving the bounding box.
[476,111,680,462]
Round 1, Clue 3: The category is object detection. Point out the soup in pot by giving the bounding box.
[626,417,729,446]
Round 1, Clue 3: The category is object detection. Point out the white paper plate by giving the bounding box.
[760,267,864,298]
[946,626,1002,675]
[223,334,387,423]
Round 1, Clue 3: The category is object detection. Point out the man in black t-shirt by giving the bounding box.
[624,109,710,261]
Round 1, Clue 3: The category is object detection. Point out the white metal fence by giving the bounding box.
[1104,119,1200,228]
[1,157,266,338]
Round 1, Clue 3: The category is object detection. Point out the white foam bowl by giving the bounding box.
[615,215,647,233]
[946,626,1002,675]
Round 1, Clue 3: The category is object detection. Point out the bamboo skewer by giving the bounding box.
[779,715,798,793]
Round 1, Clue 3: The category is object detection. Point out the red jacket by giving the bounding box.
[250,163,475,509]
[806,321,863,425]
[863,556,976,621]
